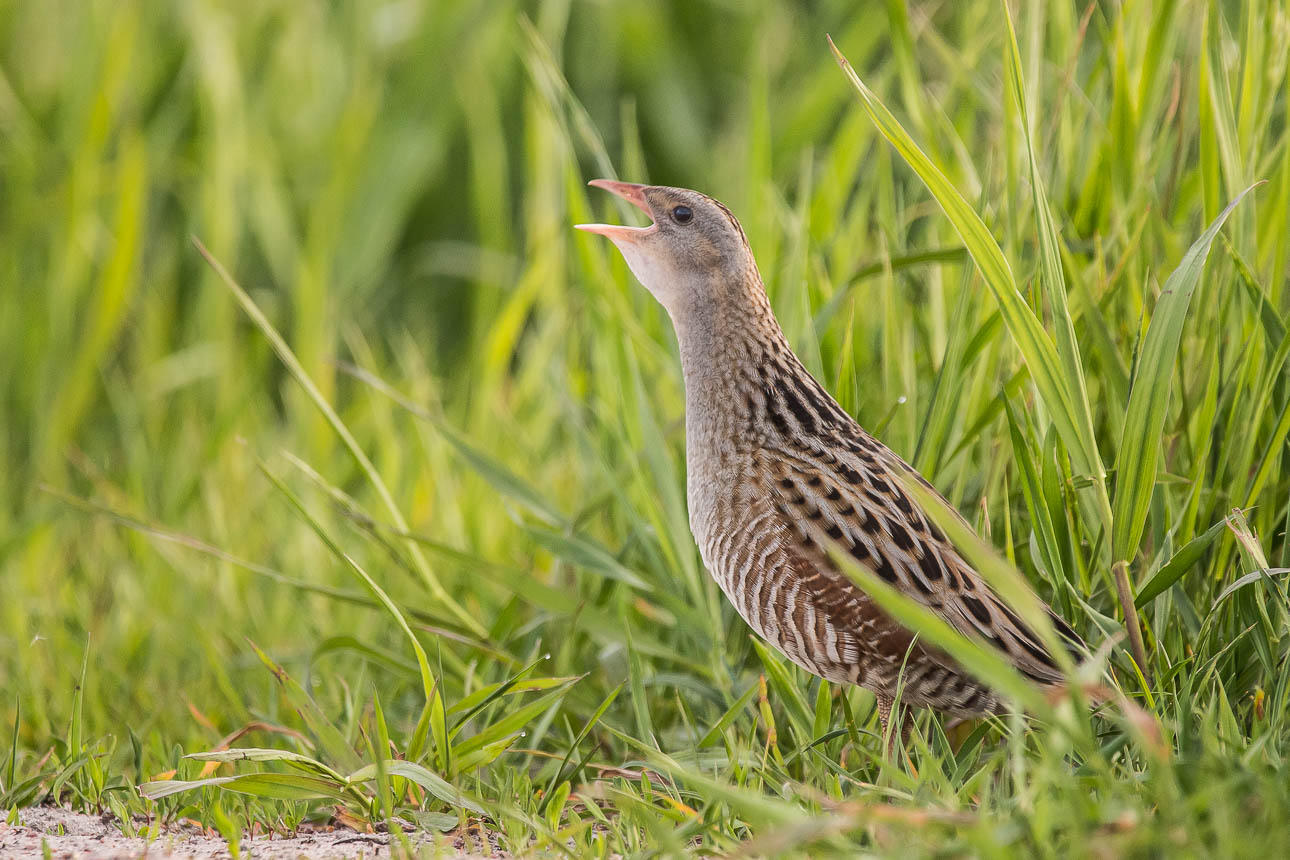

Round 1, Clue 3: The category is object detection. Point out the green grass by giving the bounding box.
[3,0,1290,855]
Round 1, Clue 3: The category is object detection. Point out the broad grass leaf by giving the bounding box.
[1135,518,1228,607]
[347,760,485,814]
[215,773,350,802]
[138,773,348,802]
[184,748,343,781]
[902,479,1078,677]
[524,526,652,590]
[451,734,522,774]
[431,418,564,527]
[451,681,577,761]
[1111,185,1258,563]
[1215,569,1290,606]
[449,676,578,722]
[401,809,459,832]
[137,776,236,800]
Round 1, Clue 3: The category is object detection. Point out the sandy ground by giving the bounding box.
[0,806,505,859]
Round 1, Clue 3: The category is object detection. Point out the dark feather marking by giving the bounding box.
[962,594,991,624]
[995,600,1043,647]
[710,197,748,244]
[892,492,914,515]
[917,550,944,581]
[765,396,792,436]
[777,381,818,434]
[1014,633,1058,669]
[888,521,914,549]
[873,556,900,584]
[909,570,934,595]
[796,374,850,427]
[838,464,864,484]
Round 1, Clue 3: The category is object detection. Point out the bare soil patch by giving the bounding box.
[0,805,504,859]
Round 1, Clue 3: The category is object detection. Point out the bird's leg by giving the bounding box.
[876,694,896,756]
[876,695,912,763]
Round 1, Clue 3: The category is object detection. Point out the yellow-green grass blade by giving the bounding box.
[255,459,438,709]
[828,36,1105,516]
[184,747,345,781]
[1110,185,1258,565]
[1000,2,1109,526]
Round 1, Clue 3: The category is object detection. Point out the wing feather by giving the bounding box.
[755,444,1074,687]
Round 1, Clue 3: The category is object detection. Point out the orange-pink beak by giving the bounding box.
[575,180,657,242]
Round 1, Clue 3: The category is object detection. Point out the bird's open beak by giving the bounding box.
[575,180,657,243]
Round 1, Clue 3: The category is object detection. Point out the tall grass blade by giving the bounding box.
[255,458,438,705]
[191,238,483,636]
[1111,185,1258,564]
[828,36,1107,516]
[1000,3,1107,524]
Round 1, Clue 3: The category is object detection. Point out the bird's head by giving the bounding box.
[576,180,756,316]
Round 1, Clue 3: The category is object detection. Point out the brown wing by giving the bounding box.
[754,441,1073,689]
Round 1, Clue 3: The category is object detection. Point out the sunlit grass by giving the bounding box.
[3,0,1290,855]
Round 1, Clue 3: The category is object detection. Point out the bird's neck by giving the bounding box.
[671,273,793,447]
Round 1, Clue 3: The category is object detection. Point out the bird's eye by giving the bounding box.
[671,205,694,224]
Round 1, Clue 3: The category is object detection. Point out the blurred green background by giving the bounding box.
[0,0,901,743]
[4,0,1290,853]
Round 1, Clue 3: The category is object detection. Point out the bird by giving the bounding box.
[575,180,1082,748]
